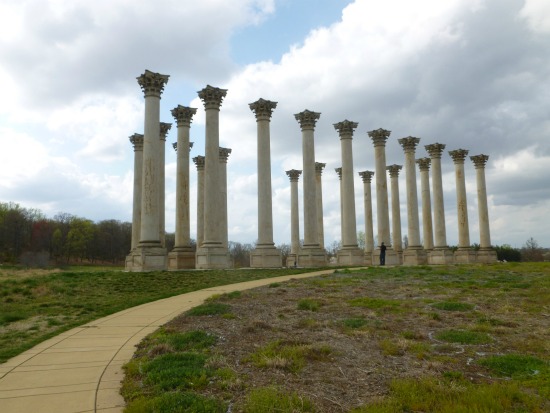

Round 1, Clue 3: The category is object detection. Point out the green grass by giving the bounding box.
[435,329,492,345]
[431,301,474,311]
[239,386,316,412]
[478,354,548,378]
[248,340,332,373]
[0,266,319,363]
[297,298,321,311]
[342,317,368,329]
[348,297,401,312]
[186,302,231,316]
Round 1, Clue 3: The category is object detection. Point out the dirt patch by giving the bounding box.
[162,269,547,412]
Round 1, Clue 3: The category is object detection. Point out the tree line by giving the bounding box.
[0,201,547,267]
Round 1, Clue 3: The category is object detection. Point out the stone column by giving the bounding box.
[387,165,403,263]
[249,98,282,267]
[159,122,171,248]
[334,120,363,265]
[193,156,205,249]
[359,171,374,265]
[470,154,497,263]
[294,110,327,267]
[196,85,230,269]
[126,70,169,272]
[129,133,143,251]
[449,149,476,263]
[286,169,302,267]
[398,137,426,265]
[367,128,398,265]
[335,168,344,244]
[168,106,196,269]
[425,143,453,264]
[219,147,231,249]
[315,162,326,251]
[416,158,434,251]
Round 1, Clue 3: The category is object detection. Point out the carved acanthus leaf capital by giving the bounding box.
[173,141,194,152]
[416,157,431,171]
[470,154,489,169]
[249,98,277,121]
[387,164,402,178]
[335,167,342,179]
[425,143,446,159]
[137,70,169,98]
[449,149,469,164]
[159,122,172,140]
[315,162,326,175]
[171,105,197,127]
[294,110,321,130]
[193,155,205,170]
[333,120,359,138]
[398,136,421,153]
[358,170,375,183]
[129,133,144,151]
[219,147,232,162]
[368,128,391,146]
[286,169,302,181]
[198,85,227,110]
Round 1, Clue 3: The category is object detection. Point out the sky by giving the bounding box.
[1,0,550,249]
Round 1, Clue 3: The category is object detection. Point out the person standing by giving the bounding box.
[380,242,387,266]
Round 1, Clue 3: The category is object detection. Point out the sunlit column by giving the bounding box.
[129,133,144,251]
[358,170,375,263]
[159,122,171,247]
[286,169,302,266]
[387,165,403,259]
[335,167,343,243]
[315,162,326,250]
[416,158,434,251]
[193,156,205,249]
[218,147,231,249]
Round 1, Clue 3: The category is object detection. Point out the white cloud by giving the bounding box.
[521,0,550,33]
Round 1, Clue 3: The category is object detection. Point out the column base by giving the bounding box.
[427,248,455,265]
[337,247,366,266]
[454,248,477,264]
[167,247,196,270]
[372,247,400,266]
[125,244,167,272]
[475,248,498,264]
[250,246,282,268]
[402,247,428,265]
[363,251,374,265]
[285,253,299,268]
[297,246,327,267]
[196,243,231,269]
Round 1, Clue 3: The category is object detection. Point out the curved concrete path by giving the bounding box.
[0,269,334,413]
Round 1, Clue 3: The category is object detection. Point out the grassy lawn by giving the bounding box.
[121,262,549,412]
[0,265,322,363]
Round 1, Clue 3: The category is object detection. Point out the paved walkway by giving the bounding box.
[0,269,335,413]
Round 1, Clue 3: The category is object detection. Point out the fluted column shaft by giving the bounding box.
[171,106,196,250]
[250,99,277,247]
[286,170,302,254]
[387,165,403,252]
[315,163,326,249]
[359,171,375,254]
[199,85,227,247]
[129,134,144,250]
[425,143,448,248]
[335,168,343,243]
[295,110,321,248]
[219,148,231,248]
[368,129,392,246]
[335,120,359,248]
[398,137,422,247]
[417,158,434,250]
[193,156,205,247]
[450,149,470,248]
[471,155,491,248]
[159,123,171,247]
[137,71,168,247]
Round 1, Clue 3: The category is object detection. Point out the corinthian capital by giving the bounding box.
[398,136,421,153]
[160,122,172,140]
[171,105,197,127]
[129,133,144,151]
[358,170,374,183]
[172,142,195,152]
[416,157,431,172]
[449,149,469,164]
[286,169,302,181]
[335,167,342,179]
[367,128,391,146]
[425,143,446,159]
[387,164,402,178]
[470,154,489,169]
[315,162,326,175]
[219,147,232,162]
[249,98,277,121]
[294,110,321,130]
[198,85,227,110]
[333,120,359,138]
[137,70,169,98]
[193,155,205,170]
